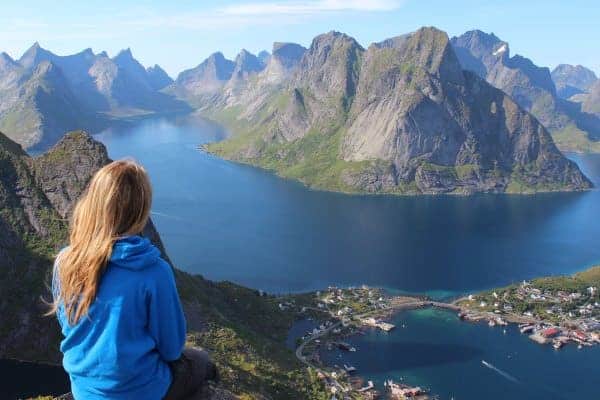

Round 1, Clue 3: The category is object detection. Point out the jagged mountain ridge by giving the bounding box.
[451,30,600,152]
[202,27,591,194]
[0,44,186,151]
[0,131,327,399]
[168,43,307,111]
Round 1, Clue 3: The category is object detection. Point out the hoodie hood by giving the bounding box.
[110,235,160,270]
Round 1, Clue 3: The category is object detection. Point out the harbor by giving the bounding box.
[455,273,599,351]
[288,286,441,399]
[285,281,599,399]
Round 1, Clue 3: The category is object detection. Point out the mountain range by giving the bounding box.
[0,45,186,152]
[173,27,591,194]
[0,27,598,194]
[450,30,600,152]
[0,130,328,399]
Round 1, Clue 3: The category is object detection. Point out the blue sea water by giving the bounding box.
[320,308,600,399]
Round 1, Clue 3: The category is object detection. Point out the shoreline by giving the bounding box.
[290,278,598,398]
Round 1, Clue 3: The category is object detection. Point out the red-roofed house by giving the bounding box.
[541,328,560,338]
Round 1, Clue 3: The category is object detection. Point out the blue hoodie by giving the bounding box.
[53,236,187,400]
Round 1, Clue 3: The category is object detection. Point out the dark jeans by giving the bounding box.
[163,348,218,400]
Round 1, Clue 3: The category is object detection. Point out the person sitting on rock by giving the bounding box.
[48,159,218,400]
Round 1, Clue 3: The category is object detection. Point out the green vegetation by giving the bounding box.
[459,266,600,325]
[552,123,600,153]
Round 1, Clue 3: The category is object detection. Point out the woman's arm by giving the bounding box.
[146,260,187,361]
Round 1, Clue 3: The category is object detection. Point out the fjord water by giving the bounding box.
[95,116,600,297]
[320,308,600,400]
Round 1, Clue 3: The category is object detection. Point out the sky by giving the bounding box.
[0,0,598,78]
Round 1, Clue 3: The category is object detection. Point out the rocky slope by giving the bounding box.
[0,132,327,399]
[205,27,591,194]
[451,30,600,153]
[170,52,236,104]
[551,64,598,99]
[0,44,187,151]
[0,58,91,152]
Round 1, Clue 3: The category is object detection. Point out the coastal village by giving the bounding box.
[456,267,600,350]
[283,267,600,399]
[284,286,439,399]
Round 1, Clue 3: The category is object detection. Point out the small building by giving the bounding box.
[541,327,560,338]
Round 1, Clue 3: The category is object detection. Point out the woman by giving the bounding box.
[49,160,217,400]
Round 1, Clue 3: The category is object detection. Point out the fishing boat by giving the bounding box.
[553,339,563,350]
[519,325,534,334]
[343,364,357,373]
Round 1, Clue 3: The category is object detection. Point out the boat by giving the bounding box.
[488,319,496,327]
[553,339,563,350]
[519,325,535,334]
[343,364,357,373]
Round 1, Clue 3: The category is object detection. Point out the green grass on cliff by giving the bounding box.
[551,123,600,153]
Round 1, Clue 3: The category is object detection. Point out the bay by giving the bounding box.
[95,116,600,297]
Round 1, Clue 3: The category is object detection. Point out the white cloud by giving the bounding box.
[220,0,405,15]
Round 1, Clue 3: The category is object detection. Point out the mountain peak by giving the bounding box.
[0,52,18,68]
[147,64,173,90]
[551,64,598,98]
[451,30,506,59]
[258,50,270,63]
[19,42,53,69]
[114,48,134,61]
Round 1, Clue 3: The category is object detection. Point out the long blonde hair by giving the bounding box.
[49,160,152,324]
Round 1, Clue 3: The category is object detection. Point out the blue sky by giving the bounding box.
[1,0,598,77]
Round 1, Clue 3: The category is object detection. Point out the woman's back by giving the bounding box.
[55,235,186,399]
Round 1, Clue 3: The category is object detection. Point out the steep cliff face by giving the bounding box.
[451,30,600,153]
[207,27,591,194]
[0,132,98,362]
[0,132,326,399]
